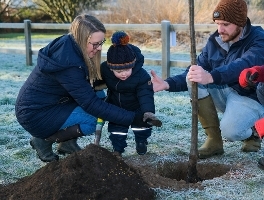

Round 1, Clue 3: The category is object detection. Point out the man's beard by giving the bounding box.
[220,27,241,42]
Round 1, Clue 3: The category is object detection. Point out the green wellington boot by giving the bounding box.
[241,127,261,152]
[197,95,224,159]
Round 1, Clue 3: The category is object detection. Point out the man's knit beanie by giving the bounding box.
[107,31,136,70]
[213,0,247,27]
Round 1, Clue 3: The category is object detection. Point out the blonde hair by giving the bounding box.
[69,14,106,84]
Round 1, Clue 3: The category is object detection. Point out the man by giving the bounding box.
[151,0,264,159]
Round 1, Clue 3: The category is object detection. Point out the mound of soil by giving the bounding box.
[0,144,155,200]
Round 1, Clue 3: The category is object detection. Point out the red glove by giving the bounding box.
[255,118,264,139]
[239,66,264,89]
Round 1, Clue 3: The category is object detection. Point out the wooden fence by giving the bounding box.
[1,20,263,78]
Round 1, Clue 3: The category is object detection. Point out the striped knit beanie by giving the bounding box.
[107,31,136,70]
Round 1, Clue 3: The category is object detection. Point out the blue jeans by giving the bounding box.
[187,80,264,141]
[60,90,106,135]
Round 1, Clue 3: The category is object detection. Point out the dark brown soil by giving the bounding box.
[0,144,232,200]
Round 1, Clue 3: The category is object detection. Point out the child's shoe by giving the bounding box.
[136,141,148,155]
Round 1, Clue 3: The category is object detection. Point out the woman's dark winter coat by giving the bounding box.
[15,34,134,138]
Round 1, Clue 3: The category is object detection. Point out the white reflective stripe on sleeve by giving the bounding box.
[131,128,151,131]
[111,132,128,135]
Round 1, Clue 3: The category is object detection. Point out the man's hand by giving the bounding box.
[150,70,169,92]
[187,65,213,85]
[239,66,264,89]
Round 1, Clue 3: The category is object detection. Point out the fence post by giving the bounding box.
[161,20,170,79]
[24,19,32,66]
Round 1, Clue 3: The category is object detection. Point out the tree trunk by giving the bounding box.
[186,0,200,183]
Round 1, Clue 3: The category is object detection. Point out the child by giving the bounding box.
[100,31,162,157]
[239,65,264,169]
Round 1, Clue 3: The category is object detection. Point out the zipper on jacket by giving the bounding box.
[115,80,122,108]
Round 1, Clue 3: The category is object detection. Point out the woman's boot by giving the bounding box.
[198,95,224,158]
[30,137,59,162]
[57,138,82,155]
[45,124,84,143]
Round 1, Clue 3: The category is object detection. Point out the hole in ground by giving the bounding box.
[157,161,231,181]
[125,154,237,191]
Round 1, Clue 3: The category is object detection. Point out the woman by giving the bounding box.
[15,14,152,162]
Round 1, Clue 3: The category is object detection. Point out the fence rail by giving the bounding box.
[1,20,264,78]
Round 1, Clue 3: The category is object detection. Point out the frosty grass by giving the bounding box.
[0,52,264,200]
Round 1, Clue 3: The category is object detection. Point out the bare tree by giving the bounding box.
[0,0,25,22]
[186,0,200,183]
[32,0,104,23]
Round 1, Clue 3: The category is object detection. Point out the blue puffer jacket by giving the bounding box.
[101,44,155,113]
[15,34,135,138]
[166,18,264,101]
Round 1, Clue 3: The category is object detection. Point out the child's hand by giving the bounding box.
[143,112,162,127]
